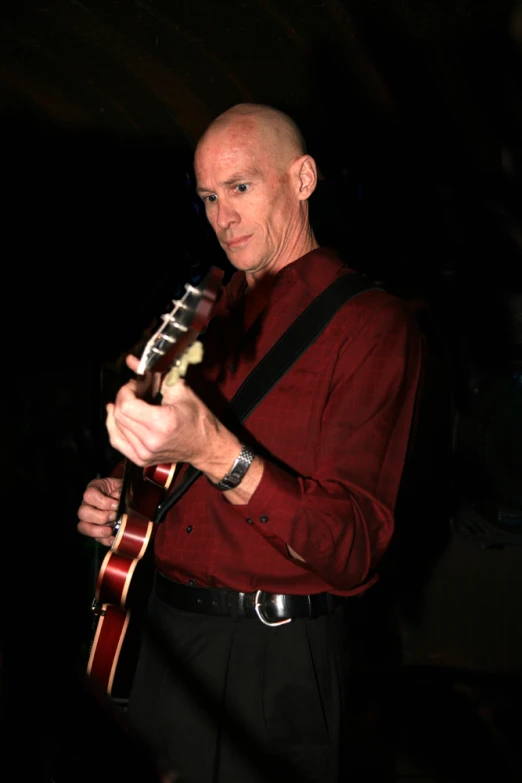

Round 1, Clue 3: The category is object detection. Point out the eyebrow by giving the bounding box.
[196,168,262,194]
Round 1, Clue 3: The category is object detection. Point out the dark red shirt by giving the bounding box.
[154,247,423,596]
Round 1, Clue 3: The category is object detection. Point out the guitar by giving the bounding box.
[86,266,224,700]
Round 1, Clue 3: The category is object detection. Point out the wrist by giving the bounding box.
[207,443,256,492]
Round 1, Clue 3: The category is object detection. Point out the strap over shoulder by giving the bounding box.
[155,271,384,522]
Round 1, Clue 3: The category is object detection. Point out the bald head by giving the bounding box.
[196,103,306,172]
[193,102,318,280]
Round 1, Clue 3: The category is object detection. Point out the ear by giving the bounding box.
[293,155,318,201]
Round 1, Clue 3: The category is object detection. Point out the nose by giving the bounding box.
[215,198,239,230]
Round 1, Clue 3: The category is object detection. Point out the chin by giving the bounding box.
[225,250,257,271]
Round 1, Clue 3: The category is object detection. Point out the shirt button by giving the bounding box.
[259,515,268,523]
[230,362,238,372]
[188,579,195,586]
[186,525,193,533]
[246,518,254,525]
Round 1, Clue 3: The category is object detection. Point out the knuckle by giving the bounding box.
[133,450,148,466]
[144,432,160,452]
[119,398,134,417]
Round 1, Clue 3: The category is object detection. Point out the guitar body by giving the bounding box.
[86,463,168,699]
[86,267,224,700]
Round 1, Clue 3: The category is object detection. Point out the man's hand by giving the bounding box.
[77,476,122,547]
[105,354,242,483]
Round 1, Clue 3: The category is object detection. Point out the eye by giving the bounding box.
[203,194,217,204]
[235,183,249,193]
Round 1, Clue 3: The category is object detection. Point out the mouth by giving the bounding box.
[223,235,252,249]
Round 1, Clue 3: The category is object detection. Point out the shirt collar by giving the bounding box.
[221,245,344,312]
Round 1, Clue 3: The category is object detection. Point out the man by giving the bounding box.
[77,103,423,783]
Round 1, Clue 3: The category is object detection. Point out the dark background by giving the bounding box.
[1,1,522,780]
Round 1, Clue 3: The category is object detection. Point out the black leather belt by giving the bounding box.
[155,571,347,626]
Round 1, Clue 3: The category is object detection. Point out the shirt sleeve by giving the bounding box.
[226,297,424,592]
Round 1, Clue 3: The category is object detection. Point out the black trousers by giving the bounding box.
[126,589,354,783]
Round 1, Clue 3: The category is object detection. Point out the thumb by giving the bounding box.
[126,353,140,373]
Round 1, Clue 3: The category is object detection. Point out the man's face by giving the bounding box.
[194,123,301,278]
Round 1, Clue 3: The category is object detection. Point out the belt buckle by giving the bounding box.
[254,590,292,627]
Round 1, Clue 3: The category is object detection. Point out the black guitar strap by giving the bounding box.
[154,272,384,524]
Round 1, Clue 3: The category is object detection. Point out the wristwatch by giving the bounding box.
[208,444,256,491]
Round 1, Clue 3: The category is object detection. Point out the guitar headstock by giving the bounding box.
[136,266,223,377]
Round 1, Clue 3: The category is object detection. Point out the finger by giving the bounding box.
[83,477,122,514]
[83,485,121,512]
[78,503,118,527]
[77,519,114,541]
[113,390,163,427]
[87,476,123,499]
[126,354,140,373]
[95,535,115,548]
[109,397,176,450]
[106,404,149,465]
